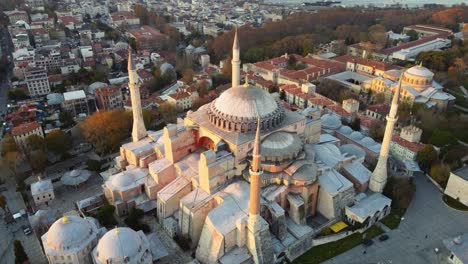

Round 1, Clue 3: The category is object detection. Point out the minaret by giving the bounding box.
[369,72,404,193]
[249,117,262,217]
[128,46,147,142]
[246,117,274,264]
[232,28,240,87]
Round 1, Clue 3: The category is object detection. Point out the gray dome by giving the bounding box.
[321,114,341,129]
[350,131,364,141]
[406,65,434,78]
[208,85,285,133]
[261,132,302,159]
[45,216,94,251]
[339,144,365,159]
[338,125,353,135]
[95,227,146,262]
[159,63,174,74]
[110,171,136,188]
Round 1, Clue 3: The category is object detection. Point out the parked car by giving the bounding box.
[363,239,374,247]
[22,225,32,235]
[379,234,389,241]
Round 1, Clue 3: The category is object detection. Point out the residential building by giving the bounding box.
[110,11,140,27]
[167,91,192,110]
[94,85,123,111]
[62,90,90,118]
[12,121,44,151]
[24,67,51,96]
[4,10,29,24]
[126,26,169,49]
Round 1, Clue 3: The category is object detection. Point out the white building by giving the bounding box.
[392,38,451,61]
[31,178,54,206]
[445,167,468,206]
[92,227,152,264]
[62,90,90,118]
[42,216,105,264]
[24,67,51,96]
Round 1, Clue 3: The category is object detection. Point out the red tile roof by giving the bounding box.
[168,91,190,100]
[367,104,390,116]
[328,104,352,117]
[12,121,41,136]
[392,135,425,153]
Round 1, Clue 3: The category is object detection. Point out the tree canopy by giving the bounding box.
[45,130,72,156]
[14,240,29,264]
[416,144,438,171]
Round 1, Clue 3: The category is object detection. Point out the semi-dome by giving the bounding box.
[261,132,302,160]
[208,85,285,133]
[95,227,148,263]
[45,216,94,251]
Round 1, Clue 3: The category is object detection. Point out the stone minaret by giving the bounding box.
[232,28,240,87]
[369,72,404,193]
[128,47,147,142]
[247,118,274,264]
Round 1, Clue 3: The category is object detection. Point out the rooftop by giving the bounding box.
[63,90,86,101]
[443,233,468,263]
[452,166,468,181]
[12,121,41,136]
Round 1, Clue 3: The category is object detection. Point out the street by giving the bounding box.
[323,175,468,264]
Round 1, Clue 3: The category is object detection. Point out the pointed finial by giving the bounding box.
[244,76,249,88]
[233,27,239,50]
[115,228,120,235]
[251,116,262,173]
[392,71,405,106]
[419,61,423,67]
[62,216,69,223]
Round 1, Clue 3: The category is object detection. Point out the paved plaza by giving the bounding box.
[323,175,468,264]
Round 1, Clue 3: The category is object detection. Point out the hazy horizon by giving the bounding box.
[266,0,466,8]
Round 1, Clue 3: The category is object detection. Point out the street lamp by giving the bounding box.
[434,247,440,264]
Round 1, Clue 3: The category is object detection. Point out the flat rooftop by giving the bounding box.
[453,166,468,181]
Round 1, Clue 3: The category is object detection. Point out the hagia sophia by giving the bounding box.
[41,32,398,264]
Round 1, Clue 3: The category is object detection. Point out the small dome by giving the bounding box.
[361,137,376,146]
[313,143,342,168]
[350,131,364,141]
[339,144,366,159]
[338,125,353,135]
[70,170,80,177]
[95,228,145,262]
[406,65,434,78]
[321,114,341,129]
[46,216,94,251]
[110,172,136,188]
[159,63,174,74]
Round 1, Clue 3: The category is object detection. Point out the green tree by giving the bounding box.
[1,134,18,156]
[0,194,7,212]
[416,144,438,171]
[374,93,385,104]
[406,29,418,41]
[196,80,210,97]
[142,109,154,128]
[95,204,117,227]
[28,150,48,174]
[59,111,74,127]
[182,69,194,84]
[26,135,45,151]
[158,102,178,123]
[86,159,101,172]
[14,240,29,264]
[430,163,450,185]
[8,89,28,101]
[430,129,457,147]
[350,118,361,131]
[45,130,72,155]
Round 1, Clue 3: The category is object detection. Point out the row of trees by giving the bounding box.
[209,6,459,62]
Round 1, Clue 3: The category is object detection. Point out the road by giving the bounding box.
[0,26,13,116]
[323,175,468,264]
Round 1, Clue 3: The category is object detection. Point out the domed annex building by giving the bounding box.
[367,64,455,111]
[92,227,152,264]
[101,33,392,264]
[41,216,105,264]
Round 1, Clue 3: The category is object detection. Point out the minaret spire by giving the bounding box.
[249,117,262,216]
[232,28,240,87]
[128,46,148,142]
[369,72,404,193]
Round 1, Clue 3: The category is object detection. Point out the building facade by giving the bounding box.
[24,67,51,96]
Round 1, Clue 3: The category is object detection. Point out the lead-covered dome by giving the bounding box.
[45,216,95,251]
[95,227,150,263]
[402,65,434,91]
[208,85,285,133]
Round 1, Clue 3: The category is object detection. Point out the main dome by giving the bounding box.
[208,85,285,133]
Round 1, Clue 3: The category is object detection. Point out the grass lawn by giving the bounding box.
[364,225,384,239]
[443,195,468,211]
[293,233,364,264]
[380,212,402,230]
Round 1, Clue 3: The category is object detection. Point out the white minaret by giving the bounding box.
[369,72,404,193]
[232,28,240,87]
[128,47,147,142]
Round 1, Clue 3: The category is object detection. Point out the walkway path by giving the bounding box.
[323,175,468,264]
